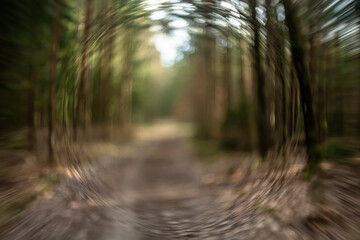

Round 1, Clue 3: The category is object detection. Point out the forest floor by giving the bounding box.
[3,121,360,240]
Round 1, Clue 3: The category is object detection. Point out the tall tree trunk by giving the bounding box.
[250,0,269,158]
[282,0,320,177]
[27,4,39,151]
[332,35,344,136]
[204,0,216,139]
[74,0,92,140]
[101,2,115,139]
[221,33,236,148]
[194,0,215,140]
[289,61,298,138]
[223,39,231,112]
[206,34,216,138]
[356,0,360,138]
[308,18,322,141]
[265,0,275,146]
[119,30,133,127]
[196,34,212,139]
[237,39,251,150]
[275,23,287,145]
[28,66,36,151]
[237,39,245,106]
[49,0,61,164]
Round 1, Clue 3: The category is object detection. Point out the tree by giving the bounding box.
[99,0,115,139]
[250,0,270,159]
[265,0,276,146]
[74,0,93,140]
[49,0,62,164]
[282,0,320,177]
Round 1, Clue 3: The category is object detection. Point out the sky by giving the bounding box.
[150,29,190,67]
[147,2,191,67]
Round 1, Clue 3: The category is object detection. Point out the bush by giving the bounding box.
[319,139,357,161]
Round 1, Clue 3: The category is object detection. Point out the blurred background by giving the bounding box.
[1,0,360,239]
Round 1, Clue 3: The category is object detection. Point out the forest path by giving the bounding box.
[100,122,223,239]
[4,125,360,240]
[12,122,359,240]
[5,122,247,240]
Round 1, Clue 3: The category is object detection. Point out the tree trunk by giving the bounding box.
[49,0,61,165]
[250,0,269,158]
[289,61,298,138]
[196,34,212,139]
[74,0,92,140]
[119,29,134,127]
[237,39,245,106]
[282,0,320,178]
[28,66,36,151]
[101,2,115,139]
[237,39,251,150]
[223,39,231,112]
[195,0,215,140]
[275,23,287,145]
[265,0,275,146]
[206,34,215,138]
[356,0,360,138]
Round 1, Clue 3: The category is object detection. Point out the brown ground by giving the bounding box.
[3,122,360,240]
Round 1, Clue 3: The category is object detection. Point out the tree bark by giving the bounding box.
[265,0,275,146]
[275,23,287,145]
[101,2,115,139]
[223,38,231,112]
[250,0,269,158]
[282,0,320,177]
[74,0,92,140]
[28,66,36,151]
[49,0,61,164]
[356,0,360,138]
[237,39,245,106]
[119,29,133,127]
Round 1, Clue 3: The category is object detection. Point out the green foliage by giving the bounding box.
[0,0,52,139]
[0,0,359,177]
[319,139,357,161]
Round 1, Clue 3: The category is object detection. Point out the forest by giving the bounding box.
[1,0,360,239]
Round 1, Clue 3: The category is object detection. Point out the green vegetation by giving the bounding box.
[320,139,357,162]
[0,0,359,202]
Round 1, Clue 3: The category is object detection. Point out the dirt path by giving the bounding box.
[101,139,213,239]
[6,123,359,239]
[4,123,242,239]
[96,123,232,239]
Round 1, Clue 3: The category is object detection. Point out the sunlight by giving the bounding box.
[150,29,190,67]
[149,6,191,67]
